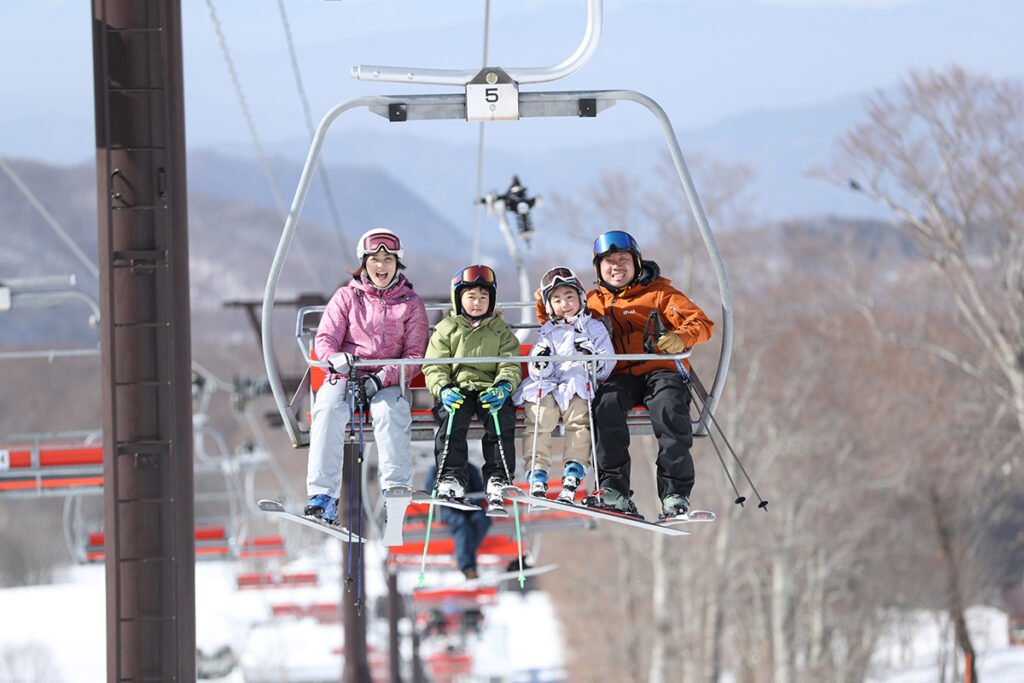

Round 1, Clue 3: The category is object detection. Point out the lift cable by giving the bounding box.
[0,158,99,281]
[469,0,492,263]
[204,0,324,291]
[274,0,349,256]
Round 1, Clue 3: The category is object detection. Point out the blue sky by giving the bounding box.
[1,0,1022,164]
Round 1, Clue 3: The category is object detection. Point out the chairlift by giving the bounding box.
[262,0,732,450]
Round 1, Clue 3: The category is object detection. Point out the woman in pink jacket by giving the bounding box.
[305,229,429,524]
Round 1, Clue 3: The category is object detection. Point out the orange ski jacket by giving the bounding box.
[536,261,713,376]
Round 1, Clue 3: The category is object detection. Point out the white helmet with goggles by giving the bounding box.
[539,267,587,320]
[357,228,404,261]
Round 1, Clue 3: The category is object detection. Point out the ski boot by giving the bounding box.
[304,494,338,524]
[435,477,466,502]
[528,469,548,498]
[485,476,510,517]
[557,461,586,503]
[584,487,643,519]
[658,493,690,520]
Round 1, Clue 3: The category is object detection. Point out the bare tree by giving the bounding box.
[818,65,1024,459]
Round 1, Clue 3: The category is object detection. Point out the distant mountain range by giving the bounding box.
[206,90,888,232]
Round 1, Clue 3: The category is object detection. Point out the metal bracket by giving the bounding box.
[466,68,519,121]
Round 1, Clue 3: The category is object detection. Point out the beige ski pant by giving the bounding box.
[520,394,592,474]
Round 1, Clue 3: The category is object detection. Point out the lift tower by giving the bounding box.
[92,2,196,680]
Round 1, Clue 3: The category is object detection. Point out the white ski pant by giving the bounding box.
[520,394,592,475]
[306,378,413,497]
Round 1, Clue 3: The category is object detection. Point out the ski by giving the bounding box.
[431,563,559,592]
[382,485,413,547]
[485,502,509,519]
[257,499,366,542]
[410,489,483,512]
[656,509,716,526]
[501,486,692,536]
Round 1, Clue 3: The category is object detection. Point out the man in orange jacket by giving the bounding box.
[538,230,714,518]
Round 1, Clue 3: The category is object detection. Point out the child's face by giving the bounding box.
[460,286,491,317]
[365,251,397,287]
[548,285,581,319]
[599,251,635,288]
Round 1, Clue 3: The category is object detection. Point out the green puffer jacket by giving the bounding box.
[423,314,522,396]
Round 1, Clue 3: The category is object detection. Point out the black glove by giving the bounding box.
[353,377,371,408]
[532,339,552,369]
[574,337,596,355]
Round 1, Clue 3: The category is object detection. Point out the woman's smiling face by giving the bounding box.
[365,251,398,287]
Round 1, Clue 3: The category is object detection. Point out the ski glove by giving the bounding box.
[479,380,513,412]
[574,337,597,355]
[327,351,354,375]
[656,332,686,355]
[531,339,552,369]
[360,372,383,401]
[440,384,465,411]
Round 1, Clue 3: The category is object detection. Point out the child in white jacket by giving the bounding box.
[513,267,615,501]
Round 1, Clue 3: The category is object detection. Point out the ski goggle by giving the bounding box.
[452,265,496,288]
[540,267,581,293]
[360,231,403,256]
[593,230,639,258]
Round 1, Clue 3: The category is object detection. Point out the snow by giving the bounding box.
[0,541,567,682]
[1,549,1022,682]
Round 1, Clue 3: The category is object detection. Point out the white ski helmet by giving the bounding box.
[356,228,404,261]
[539,266,587,319]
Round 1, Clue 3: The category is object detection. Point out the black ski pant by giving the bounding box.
[433,393,516,486]
[592,369,694,501]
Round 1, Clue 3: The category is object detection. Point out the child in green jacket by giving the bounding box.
[423,265,522,511]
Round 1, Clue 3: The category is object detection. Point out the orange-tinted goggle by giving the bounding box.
[453,265,496,287]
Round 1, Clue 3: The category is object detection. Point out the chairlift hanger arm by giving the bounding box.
[351,0,603,87]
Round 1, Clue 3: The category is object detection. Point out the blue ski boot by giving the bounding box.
[528,469,549,497]
[304,494,338,524]
[557,461,586,503]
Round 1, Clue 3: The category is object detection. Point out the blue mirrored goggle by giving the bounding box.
[593,230,638,256]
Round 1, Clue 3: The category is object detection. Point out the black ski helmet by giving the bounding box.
[592,230,642,279]
[450,265,497,318]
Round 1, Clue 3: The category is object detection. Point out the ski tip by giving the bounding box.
[257,499,285,512]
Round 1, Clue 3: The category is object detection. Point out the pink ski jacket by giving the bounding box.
[314,273,429,387]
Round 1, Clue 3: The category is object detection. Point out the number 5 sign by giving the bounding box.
[466,68,519,121]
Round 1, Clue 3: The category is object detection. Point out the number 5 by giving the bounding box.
[485,87,499,103]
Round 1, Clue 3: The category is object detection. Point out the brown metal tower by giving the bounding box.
[92,1,196,680]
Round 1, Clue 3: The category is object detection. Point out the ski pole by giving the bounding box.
[491,409,525,589]
[684,371,768,510]
[528,382,542,492]
[419,406,455,588]
[355,388,366,614]
[584,359,603,501]
[345,380,357,591]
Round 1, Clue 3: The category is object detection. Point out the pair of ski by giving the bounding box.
[381,485,488,547]
[501,485,715,536]
[257,488,487,547]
